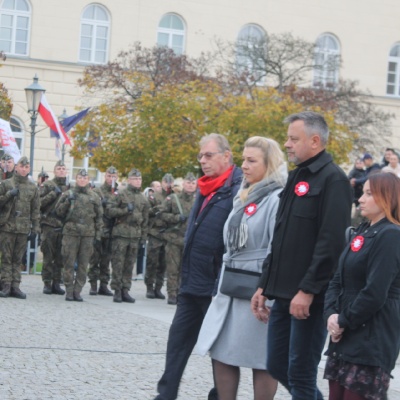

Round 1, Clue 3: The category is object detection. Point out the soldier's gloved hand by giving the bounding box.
[93,238,102,249]
[27,232,37,243]
[68,192,76,203]
[127,203,134,213]
[54,186,62,194]
[101,198,107,207]
[179,214,187,223]
[7,187,19,197]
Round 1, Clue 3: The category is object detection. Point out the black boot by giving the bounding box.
[89,281,97,295]
[0,284,11,298]
[122,289,136,303]
[154,287,166,299]
[146,285,155,299]
[113,289,122,303]
[73,291,83,302]
[98,283,113,296]
[52,282,65,295]
[43,282,52,295]
[10,287,26,299]
[65,292,74,301]
[167,295,177,305]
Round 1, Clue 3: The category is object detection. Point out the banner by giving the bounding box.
[0,118,21,162]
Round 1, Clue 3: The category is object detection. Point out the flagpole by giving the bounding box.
[59,109,69,162]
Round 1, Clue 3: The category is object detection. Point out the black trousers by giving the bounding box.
[156,294,212,400]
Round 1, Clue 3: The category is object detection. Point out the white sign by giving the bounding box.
[0,118,21,162]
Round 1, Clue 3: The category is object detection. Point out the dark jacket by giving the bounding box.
[179,166,242,297]
[260,151,352,301]
[347,167,365,205]
[324,219,400,373]
[353,163,381,186]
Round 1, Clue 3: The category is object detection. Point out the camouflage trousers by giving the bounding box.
[165,242,183,297]
[87,236,112,285]
[41,225,63,284]
[0,231,27,288]
[144,235,166,289]
[110,237,139,291]
[62,235,93,294]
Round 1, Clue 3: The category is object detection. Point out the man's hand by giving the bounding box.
[54,186,62,194]
[127,203,134,213]
[327,313,344,343]
[290,290,314,319]
[7,188,19,197]
[251,288,270,323]
[350,178,356,187]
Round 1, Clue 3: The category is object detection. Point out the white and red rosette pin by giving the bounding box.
[294,181,309,196]
[245,203,257,216]
[351,236,364,252]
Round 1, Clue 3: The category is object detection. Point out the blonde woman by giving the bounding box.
[196,137,287,400]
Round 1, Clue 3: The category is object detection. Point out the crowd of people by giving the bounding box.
[1,111,400,400]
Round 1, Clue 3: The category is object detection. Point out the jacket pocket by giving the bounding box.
[292,187,321,219]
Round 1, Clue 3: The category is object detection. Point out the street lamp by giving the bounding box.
[24,74,46,175]
[59,108,68,162]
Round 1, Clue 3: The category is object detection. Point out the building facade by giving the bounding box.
[1,0,400,178]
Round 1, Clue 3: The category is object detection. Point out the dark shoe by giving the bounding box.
[208,387,219,400]
[89,282,97,295]
[154,287,166,300]
[146,285,155,299]
[122,289,135,303]
[43,282,52,295]
[167,296,177,305]
[52,282,65,295]
[113,289,122,303]
[0,284,11,298]
[98,283,113,296]
[73,291,83,302]
[10,287,26,299]
[65,292,74,301]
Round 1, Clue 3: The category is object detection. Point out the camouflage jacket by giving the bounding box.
[40,177,69,228]
[92,182,118,236]
[55,184,103,239]
[0,169,14,181]
[106,185,149,240]
[147,189,171,239]
[159,190,196,246]
[0,173,40,234]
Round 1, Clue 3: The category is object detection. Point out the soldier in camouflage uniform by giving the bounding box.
[107,168,149,303]
[55,169,103,302]
[39,160,69,295]
[0,153,15,181]
[159,173,197,305]
[0,157,40,299]
[87,166,118,296]
[145,173,174,299]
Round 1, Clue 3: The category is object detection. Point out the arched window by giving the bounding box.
[236,24,266,80]
[79,4,110,64]
[386,43,400,97]
[157,13,185,55]
[313,34,340,88]
[0,0,31,56]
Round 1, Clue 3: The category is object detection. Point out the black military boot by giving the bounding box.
[167,295,177,305]
[52,281,65,295]
[43,282,52,295]
[113,289,122,303]
[65,292,74,301]
[146,285,155,299]
[10,287,26,299]
[122,289,136,303]
[98,283,113,296]
[154,287,166,300]
[73,291,83,302]
[0,284,11,298]
[89,281,97,295]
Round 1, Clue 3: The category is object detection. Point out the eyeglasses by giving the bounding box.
[196,151,224,162]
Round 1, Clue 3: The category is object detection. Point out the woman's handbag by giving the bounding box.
[219,266,261,300]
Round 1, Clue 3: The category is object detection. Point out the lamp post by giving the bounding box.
[24,74,46,176]
[59,108,69,162]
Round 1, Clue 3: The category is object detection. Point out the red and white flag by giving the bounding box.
[38,94,71,145]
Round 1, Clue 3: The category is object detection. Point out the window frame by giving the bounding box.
[386,43,400,97]
[156,13,186,55]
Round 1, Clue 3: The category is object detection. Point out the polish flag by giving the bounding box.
[38,94,71,145]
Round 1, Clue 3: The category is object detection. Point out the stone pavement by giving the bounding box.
[0,275,398,400]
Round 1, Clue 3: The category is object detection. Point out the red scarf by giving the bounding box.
[197,166,234,197]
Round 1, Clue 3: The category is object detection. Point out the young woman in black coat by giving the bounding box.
[324,172,400,400]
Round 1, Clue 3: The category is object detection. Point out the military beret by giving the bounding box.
[38,171,49,178]
[1,153,13,161]
[128,168,141,177]
[17,156,29,165]
[106,166,118,174]
[55,160,66,167]
[77,168,88,177]
[162,173,174,184]
[184,172,196,182]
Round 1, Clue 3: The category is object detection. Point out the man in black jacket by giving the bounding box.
[154,133,242,400]
[252,112,352,400]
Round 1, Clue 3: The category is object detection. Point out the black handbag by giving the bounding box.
[219,266,261,300]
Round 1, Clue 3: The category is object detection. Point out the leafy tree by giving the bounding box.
[0,51,12,121]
